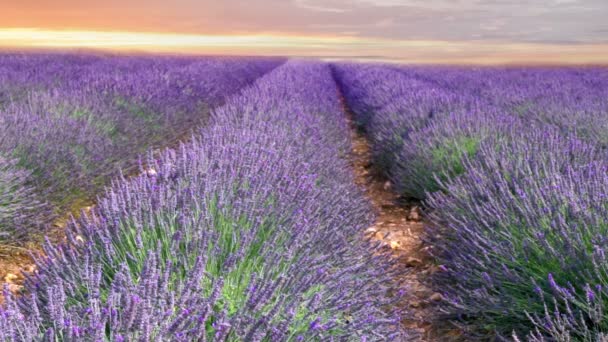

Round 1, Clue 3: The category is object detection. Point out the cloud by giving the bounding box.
[294,0,350,13]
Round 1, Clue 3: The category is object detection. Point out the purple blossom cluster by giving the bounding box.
[0,61,410,340]
[335,62,608,339]
[0,53,283,244]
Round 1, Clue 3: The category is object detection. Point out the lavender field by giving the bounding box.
[1,54,608,341]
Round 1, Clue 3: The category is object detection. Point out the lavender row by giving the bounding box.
[404,66,608,148]
[425,126,608,339]
[331,63,496,200]
[0,54,284,245]
[335,62,608,339]
[399,65,608,339]
[0,61,411,340]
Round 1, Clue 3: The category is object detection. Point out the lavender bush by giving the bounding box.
[0,61,411,340]
[425,127,608,338]
[391,110,511,199]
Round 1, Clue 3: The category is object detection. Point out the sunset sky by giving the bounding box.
[1,0,607,63]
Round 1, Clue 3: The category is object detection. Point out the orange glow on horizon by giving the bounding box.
[0,28,607,65]
[0,28,355,49]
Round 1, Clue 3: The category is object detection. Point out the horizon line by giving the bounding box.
[1,28,608,65]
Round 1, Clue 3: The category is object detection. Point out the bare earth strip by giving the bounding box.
[338,93,460,341]
[0,247,35,301]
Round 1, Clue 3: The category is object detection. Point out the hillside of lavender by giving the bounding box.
[333,63,608,340]
[1,53,608,341]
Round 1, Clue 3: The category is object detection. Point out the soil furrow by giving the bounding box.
[335,90,449,341]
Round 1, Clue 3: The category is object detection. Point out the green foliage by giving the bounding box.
[430,135,480,182]
[114,96,162,132]
[77,194,287,316]
[70,108,120,140]
[398,134,481,199]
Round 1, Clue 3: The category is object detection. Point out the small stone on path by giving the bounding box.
[408,206,421,221]
[7,284,22,294]
[405,257,423,267]
[430,293,443,302]
[4,273,18,283]
[383,181,392,190]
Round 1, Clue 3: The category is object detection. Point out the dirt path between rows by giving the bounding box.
[0,247,36,301]
[337,92,459,340]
